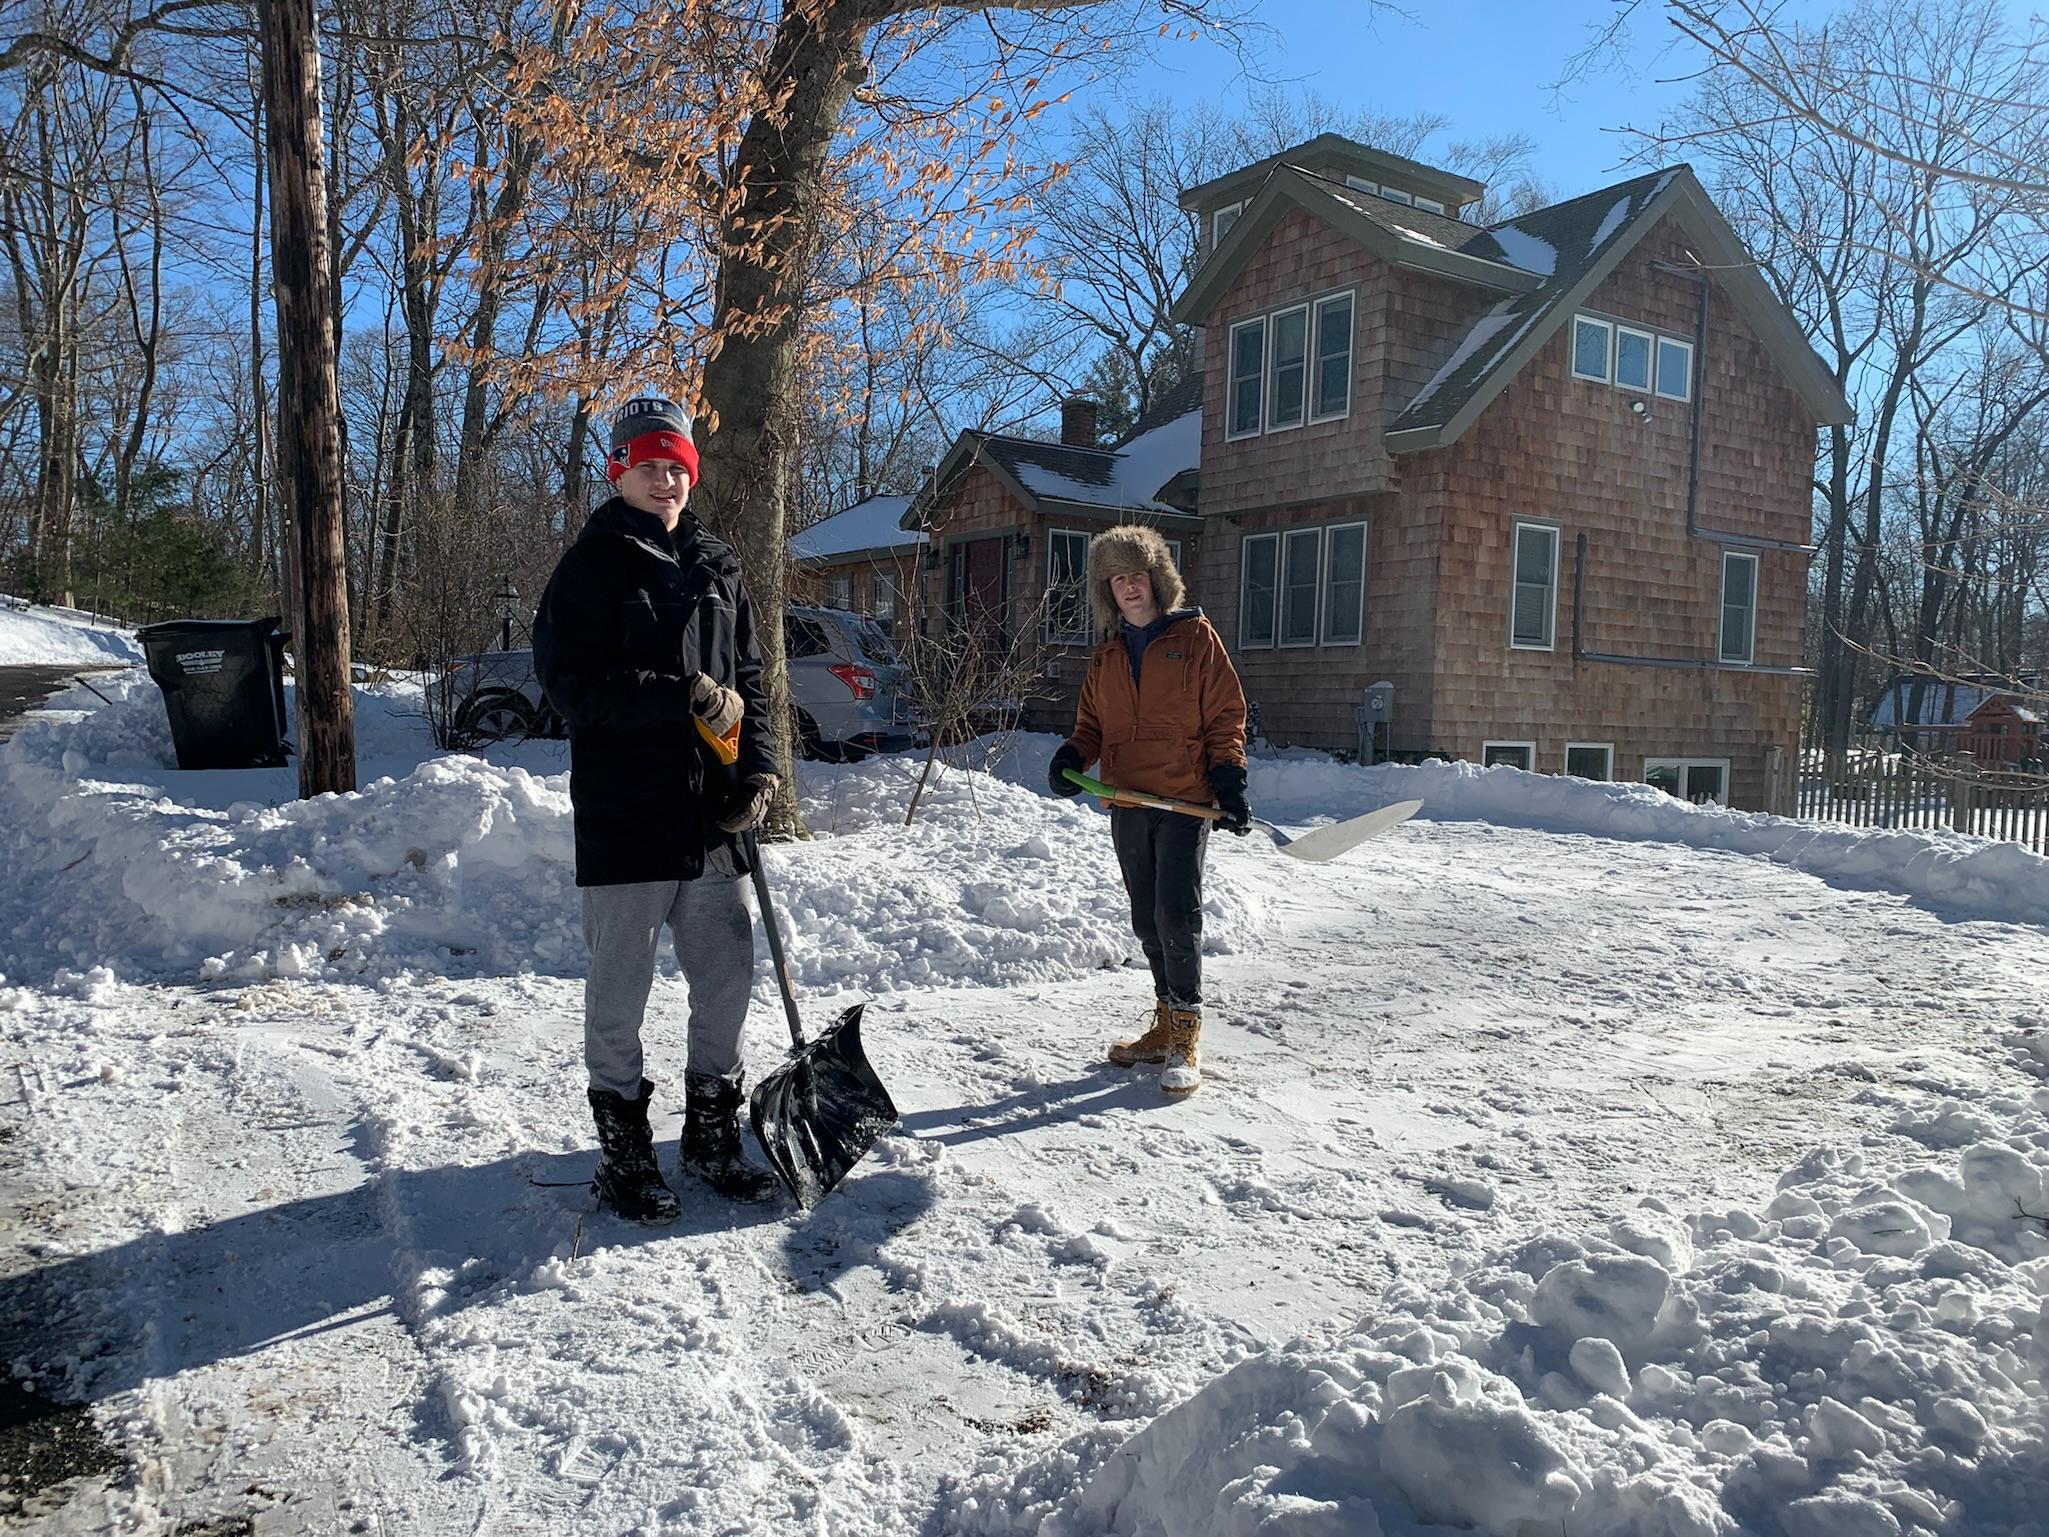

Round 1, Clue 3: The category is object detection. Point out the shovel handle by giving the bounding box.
[742,830,808,1052]
[1062,768,1223,821]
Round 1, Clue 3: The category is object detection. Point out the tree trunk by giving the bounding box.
[260,0,356,798]
[696,0,880,837]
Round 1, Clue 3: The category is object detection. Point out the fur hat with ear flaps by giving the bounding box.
[1089,523,1186,635]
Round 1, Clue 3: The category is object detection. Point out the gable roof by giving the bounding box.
[1178,132,1484,215]
[1174,159,1854,452]
[790,495,922,562]
[1387,165,1852,450]
[1172,166,1539,327]
[1869,676,2041,729]
[905,410,1204,532]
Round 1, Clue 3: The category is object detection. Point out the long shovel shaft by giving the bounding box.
[1061,768,1222,820]
[742,831,807,1052]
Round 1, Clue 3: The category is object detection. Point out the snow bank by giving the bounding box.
[1249,755,2049,927]
[0,596,141,666]
[0,678,1267,989]
[954,1037,2049,1535]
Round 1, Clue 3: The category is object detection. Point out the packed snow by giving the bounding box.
[4,668,2047,1535]
[0,597,141,668]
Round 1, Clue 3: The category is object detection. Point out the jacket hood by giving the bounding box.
[1090,524,1187,637]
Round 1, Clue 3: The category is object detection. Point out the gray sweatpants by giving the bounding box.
[581,876,755,1099]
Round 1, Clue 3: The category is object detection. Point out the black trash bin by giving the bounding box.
[138,618,292,770]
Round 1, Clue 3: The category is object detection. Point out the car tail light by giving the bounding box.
[828,663,877,700]
[444,659,466,675]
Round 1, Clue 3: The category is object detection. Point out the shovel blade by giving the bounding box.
[748,1003,899,1207]
[1269,799,1424,863]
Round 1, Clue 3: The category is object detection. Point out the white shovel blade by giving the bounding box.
[1266,799,1423,863]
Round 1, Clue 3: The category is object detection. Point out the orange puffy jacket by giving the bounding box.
[1067,612,1247,805]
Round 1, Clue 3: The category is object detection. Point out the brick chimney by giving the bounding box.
[1060,396,1100,447]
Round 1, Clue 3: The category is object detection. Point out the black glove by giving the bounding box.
[1208,762,1252,835]
[1048,742,1085,797]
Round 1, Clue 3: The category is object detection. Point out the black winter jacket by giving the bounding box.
[533,497,777,886]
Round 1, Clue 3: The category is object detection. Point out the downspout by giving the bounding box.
[1649,257,1814,557]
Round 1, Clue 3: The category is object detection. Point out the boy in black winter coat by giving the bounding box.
[533,396,780,1220]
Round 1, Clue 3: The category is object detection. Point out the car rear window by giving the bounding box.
[846,618,897,663]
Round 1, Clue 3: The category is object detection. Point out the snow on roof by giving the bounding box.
[789,495,921,561]
[1402,302,1535,417]
[1871,682,2003,729]
[990,409,1201,514]
[1588,194,1635,252]
[1486,222,1558,277]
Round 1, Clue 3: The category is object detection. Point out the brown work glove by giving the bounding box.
[715,772,779,834]
[687,672,744,736]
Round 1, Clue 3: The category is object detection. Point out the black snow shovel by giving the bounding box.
[741,830,899,1206]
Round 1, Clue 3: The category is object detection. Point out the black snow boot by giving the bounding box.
[681,1072,781,1202]
[588,1079,680,1225]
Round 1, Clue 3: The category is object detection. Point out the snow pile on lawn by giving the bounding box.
[954,1034,2049,1536]
[0,675,1266,988]
[0,595,141,666]
[1246,754,2049,926]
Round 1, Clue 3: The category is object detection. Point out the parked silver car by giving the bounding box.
[441,604,918,760]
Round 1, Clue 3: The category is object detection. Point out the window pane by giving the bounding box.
[1381,187,1413,206]
[1566,745,1610,780]
[1240,536,1278,646]
[1314,296,1353,417]
[1616,329,1652,391]
[1721,555,1756,662]
[1512,526,1556,648]
[1345,175,1378,194]
[827,573,852,609]
[1270,308,1308,429]
[1415,196,1446,214]
[1483,744,1532,770]
[1230,320,1264,435]
[1656,338,1692,399]
[1281,529,1320,645]
[1322,524,1365,644]
[1572,318,1609,380]
[1214,203,1242,244]
[1685,764,1725,804]
[873,573,899,622]
[1046,532,1090,641]
[1645,762,1681,797]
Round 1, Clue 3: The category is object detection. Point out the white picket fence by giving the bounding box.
[1794,749,2049,855]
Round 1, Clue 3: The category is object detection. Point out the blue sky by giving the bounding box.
[1121,0,1828,202]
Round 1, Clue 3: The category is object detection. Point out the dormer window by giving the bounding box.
[1213,200,1246,247]
[1345,175,1379,196]
[1343,173,1447,217]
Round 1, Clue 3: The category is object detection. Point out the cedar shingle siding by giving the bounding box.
[1193,202,1829,811]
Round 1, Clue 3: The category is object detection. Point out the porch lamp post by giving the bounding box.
[496,577,519,651]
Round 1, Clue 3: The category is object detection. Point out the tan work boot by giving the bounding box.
[1162,1008,1202,1096]
[1108,1000,1174,1067]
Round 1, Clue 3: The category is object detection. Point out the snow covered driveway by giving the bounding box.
[3,679,2046,1534]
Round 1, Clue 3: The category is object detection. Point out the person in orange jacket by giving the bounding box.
[1047,524,1249,1095]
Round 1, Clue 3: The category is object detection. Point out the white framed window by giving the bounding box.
[1044,528,1092,643]
[1311,292,1354,421]
[1615,325,1654,392]
[1380,186,1414,206]
[1656,336,1694,400]
[1212,200,1246,247]
[1720,551,1758,665]
[1415,195,1447,214]
[1279,527,1322,648]
[873,570,901,623]
[1482,741,1536,770]
[1565,742,1613,780]
[1227,317,1266,439]
[1344,174,1379,196]
[1164,537,1183,569]
[825,571,853,610]
[1239,533,1278,649]
[1645,757,1730,805]
[1571,316,1613,382]
[1510,521,1559,651]
[1268,304,1309,431]
[1321,521,1366,645]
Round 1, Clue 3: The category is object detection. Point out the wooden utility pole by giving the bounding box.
[259,0,356,796]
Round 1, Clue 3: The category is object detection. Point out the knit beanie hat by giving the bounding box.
[607,396,700,484]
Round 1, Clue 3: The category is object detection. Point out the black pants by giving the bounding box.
[1110,806,1209,1008]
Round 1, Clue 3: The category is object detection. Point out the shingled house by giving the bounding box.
[1169,136,1853,810]
[901,392,1202,730]
[788,495,922,632]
